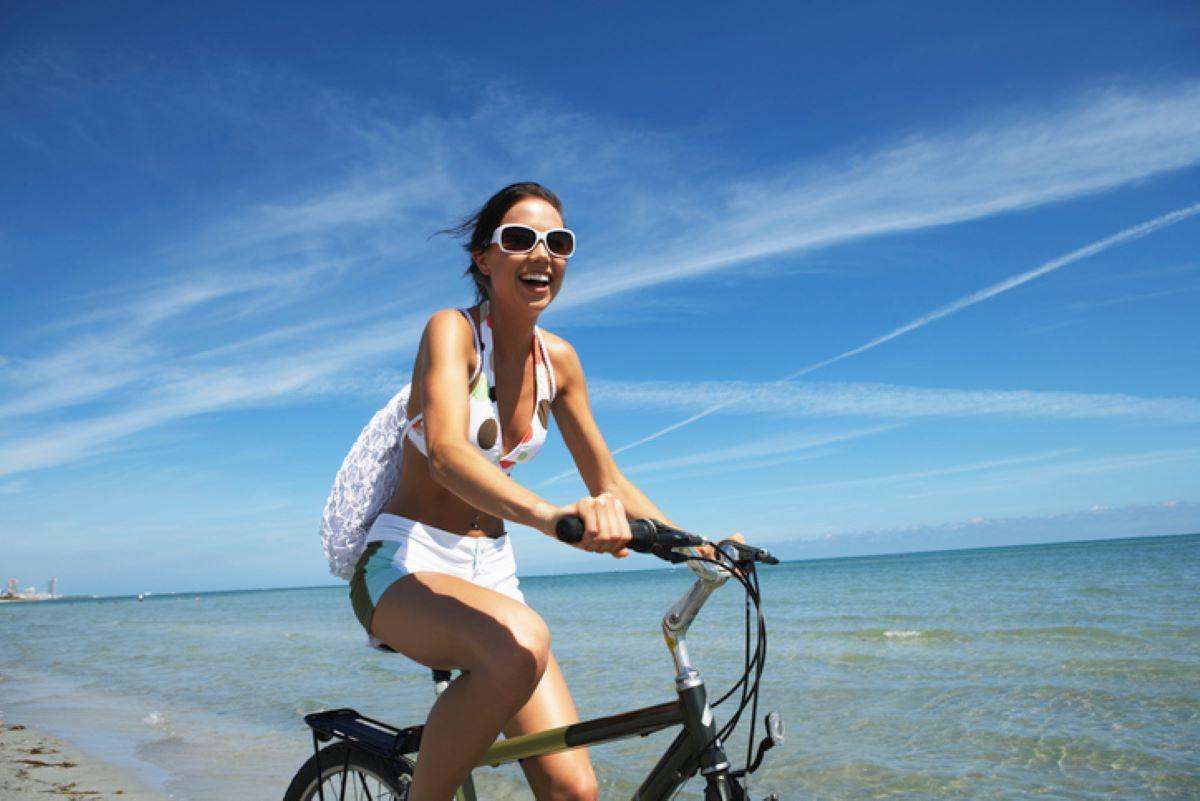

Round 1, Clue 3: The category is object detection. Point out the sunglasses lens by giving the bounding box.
[546,229,574,257]
[499,226,537,252]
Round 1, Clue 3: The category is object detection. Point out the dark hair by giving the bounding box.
[442,182,564,303]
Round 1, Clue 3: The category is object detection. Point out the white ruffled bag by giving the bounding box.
[319,385,412,580]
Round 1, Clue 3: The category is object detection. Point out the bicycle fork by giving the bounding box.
[632,666,738,800]
[678,668,741,800]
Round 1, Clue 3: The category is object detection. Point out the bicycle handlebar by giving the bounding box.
[554,517,780,566]
[554,516,705,554]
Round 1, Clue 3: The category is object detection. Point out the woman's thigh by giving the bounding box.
[370,571,548,674]
[504,653,597,797]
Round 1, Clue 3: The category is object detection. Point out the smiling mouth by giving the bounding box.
[520,273,551,287]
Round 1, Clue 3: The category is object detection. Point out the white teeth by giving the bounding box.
[521,274,550,284]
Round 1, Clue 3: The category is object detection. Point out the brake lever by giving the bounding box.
[641,522,708,564]
[721,540,779,566]
[652,542,693,564]
[756,548,779,565]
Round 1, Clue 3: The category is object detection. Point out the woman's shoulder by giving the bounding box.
[419,307,479,366]
[425,306,477,337]
[537,327,578,363]
[536,327,584,386]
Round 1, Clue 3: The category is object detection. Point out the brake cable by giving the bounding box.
[679,553,769,776]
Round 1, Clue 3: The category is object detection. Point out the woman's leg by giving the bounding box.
[370,571,551,801]
[504,652,599,801]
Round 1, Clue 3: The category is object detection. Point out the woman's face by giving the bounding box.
[474,197,568,317]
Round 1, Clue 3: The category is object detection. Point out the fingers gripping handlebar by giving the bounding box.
[554,517,780,566]
[554,516,703,560]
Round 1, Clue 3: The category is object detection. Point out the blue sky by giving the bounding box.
[2,1,1199,596]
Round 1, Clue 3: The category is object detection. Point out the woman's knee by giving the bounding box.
[541,770,598,801]
[479,608,551,689]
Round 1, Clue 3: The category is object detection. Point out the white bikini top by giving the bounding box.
[403,302,557,473]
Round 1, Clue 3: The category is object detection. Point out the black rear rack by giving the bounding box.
[305,708,423,759]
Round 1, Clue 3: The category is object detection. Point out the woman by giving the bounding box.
[350,183,677,800]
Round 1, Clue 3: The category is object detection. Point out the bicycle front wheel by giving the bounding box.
[284,741,414,801]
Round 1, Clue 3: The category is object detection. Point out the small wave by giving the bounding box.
[357,660,407,679]
[884,629,922,639]
[142,710,176,738]
[1142,625,1200,640]
[989,626,1142,645]
[847,628,968,643]
[294,697,331,715]
[961,728,1178,774]
[1061,658,1200,682]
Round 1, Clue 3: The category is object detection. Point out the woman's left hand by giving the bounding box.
[555,492,633,558]
[696,532,745,571]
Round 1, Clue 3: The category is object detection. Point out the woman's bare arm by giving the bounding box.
[546,334,678,529]
[417,310,559,534]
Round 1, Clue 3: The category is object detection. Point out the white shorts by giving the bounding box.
[349,513,524,648]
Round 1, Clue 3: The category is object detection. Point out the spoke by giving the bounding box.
[318,770,400,801]
[357,770,374,800]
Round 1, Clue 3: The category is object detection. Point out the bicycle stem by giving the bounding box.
[655,551,743,794]
[661,548,732,675]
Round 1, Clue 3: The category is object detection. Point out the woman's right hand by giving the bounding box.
[547,493,632,558]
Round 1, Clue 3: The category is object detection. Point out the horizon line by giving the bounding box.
[18,529,1198,602]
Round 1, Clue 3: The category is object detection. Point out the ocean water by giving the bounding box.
[2,533,1198,799]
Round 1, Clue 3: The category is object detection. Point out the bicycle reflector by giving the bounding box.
[747,711,785,774]
[766,710,785,745]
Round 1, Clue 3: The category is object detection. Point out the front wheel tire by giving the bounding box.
[283,741,414,801]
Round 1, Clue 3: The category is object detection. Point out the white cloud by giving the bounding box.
[5,78,1200,479]
[770,500,1200,558]
[0,315,426,477]
[779,450,1077,493]
[988,448,1200,485]
[0,479,27,496]
[619,425,897,478]
[559,84,1200,307]
[592,201,1200,457]
[777,448,1200,507]
[587,379,1200,424]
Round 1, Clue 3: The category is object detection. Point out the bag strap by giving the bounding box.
[457,306,484,385]
[534,327,557,401]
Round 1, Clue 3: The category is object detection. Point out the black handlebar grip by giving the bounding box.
[554,515,585,544]
[555,516,660,552]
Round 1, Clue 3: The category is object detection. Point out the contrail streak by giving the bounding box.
[780,202,1200,380]
[544,201,1200,485]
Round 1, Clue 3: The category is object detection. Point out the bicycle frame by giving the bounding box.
[304,552,748,800]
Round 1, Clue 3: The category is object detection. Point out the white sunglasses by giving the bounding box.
[489,224,576,258]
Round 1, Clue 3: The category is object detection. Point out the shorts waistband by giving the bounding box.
[367,513,507,548]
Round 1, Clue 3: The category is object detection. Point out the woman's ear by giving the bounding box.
[473,250,491,277]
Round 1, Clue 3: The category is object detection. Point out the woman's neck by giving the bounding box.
[480,299,537,360]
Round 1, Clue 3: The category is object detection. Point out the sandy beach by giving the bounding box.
[0,721,167,801]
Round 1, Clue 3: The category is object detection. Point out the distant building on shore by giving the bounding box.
[1,577,57,602]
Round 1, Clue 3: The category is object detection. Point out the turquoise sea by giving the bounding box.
[2,533,1198,799]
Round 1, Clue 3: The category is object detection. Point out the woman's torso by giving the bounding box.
[383,304,554,537]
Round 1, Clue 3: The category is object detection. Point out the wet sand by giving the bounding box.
[0,721,167,801]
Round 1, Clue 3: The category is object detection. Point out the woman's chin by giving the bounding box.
[491,292,554,317]
[519,282,553,303]
[513,284,558,311]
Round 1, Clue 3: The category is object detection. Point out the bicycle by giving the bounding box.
[284,518,784,800]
